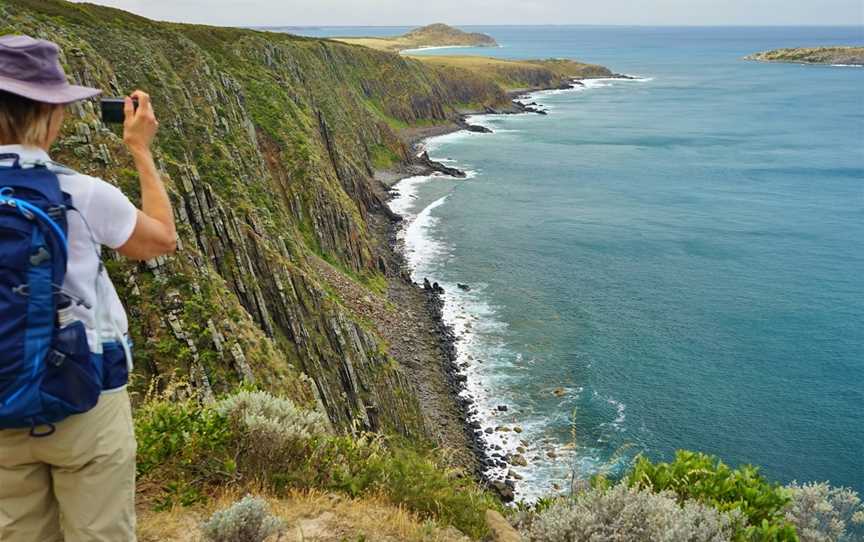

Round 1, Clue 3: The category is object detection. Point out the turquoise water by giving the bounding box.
[292,26,864,498]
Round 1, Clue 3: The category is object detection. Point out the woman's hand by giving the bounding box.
[116,89,176,260]
[122,90,158,156]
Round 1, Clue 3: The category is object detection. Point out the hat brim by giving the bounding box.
[0,74,101,104]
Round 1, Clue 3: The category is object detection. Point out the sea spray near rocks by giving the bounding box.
[391,24,864,499]
[387,76,647,501]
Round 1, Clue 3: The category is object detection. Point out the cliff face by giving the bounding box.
[417,57,614,95]
[0,0,596,450]
[1,0,513,440]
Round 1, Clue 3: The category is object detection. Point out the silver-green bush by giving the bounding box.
[783,482,864,542]
[201,495,284,542]
[217,390,328,441]
[520,482,737,542]
[216,390,329,469]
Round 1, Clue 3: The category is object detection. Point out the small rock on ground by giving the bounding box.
[486,510,522,542]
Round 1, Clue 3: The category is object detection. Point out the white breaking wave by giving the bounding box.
[596,393,627,432]
[388,174,432,217]
[400,45,474,54]
[398,193,449,278]
[526,75,654,99]
[386,74,651,500]
[389,167,587,502]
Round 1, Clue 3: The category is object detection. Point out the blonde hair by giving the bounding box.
[0,91,60,147]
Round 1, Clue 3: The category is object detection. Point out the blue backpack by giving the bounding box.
[0,153,107,436]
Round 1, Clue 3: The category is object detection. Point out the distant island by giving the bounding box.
[335,23,498,52]
[746,46,864,66]
[335,23,613,94]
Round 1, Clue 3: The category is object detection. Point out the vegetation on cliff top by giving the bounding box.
[514,451,863,542]
[136,388,501,538]
[137,389,863,540]
[414,56,613,92]
[335,23,498,52]
[746,47,864,66]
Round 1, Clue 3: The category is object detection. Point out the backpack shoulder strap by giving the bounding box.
[0,158,69,285]
[0,153,22,169]
[0,158,64,204]
[45,160,81,178]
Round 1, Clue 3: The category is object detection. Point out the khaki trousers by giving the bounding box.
[0,390,137,542]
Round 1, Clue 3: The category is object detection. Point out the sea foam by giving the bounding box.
[387,76,645,501]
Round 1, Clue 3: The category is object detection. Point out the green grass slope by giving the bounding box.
[415,56,614,92]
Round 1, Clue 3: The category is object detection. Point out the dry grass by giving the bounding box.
[138,487,472,542]
[333,31,495,53]
[335,37,406,52]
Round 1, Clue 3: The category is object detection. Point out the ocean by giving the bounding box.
[287,25,864,500]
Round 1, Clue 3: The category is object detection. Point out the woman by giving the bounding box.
[0,35,176,541]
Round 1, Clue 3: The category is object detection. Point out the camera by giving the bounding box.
[100,97,138,124]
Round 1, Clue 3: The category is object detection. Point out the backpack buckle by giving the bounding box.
[0,154,22,169]
[12,284,29,297]
[30,247,50,266]
[47,205,67,220]
[46,349,67,368]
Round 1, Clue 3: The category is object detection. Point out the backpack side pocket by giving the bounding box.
[40,320,102,420]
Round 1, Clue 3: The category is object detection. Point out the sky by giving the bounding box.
[70,0,864,27]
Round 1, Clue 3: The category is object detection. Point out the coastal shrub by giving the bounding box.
[272,434,500,538]
[628,451,798,540]
[355,443,500,538]
[216,390,329,471]
[783,482,864,542]
[200,495,284,542]
[135,397,235,509]
[135,397,233,479]
[518,482,738,542]
[215,390,329,440]
[136,391,498,538]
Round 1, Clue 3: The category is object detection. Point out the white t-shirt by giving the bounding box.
[0,145,138,351]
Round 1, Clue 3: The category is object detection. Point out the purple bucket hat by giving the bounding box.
[0,35,100,104]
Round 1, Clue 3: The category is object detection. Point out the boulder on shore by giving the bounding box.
[417,151,466,178]
[490,480,516,503]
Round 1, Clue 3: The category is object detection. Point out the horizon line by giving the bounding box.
[250,23,864,29]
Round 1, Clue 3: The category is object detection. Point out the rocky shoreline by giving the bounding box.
[376,76,637,187]
[420,278,520,502]
[373,77,625,502]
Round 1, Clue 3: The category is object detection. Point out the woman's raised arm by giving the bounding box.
[117,90,177,260]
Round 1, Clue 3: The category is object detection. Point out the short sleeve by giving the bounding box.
[82,177,138,249]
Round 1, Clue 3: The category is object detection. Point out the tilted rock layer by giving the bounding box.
[0,0,599,449]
